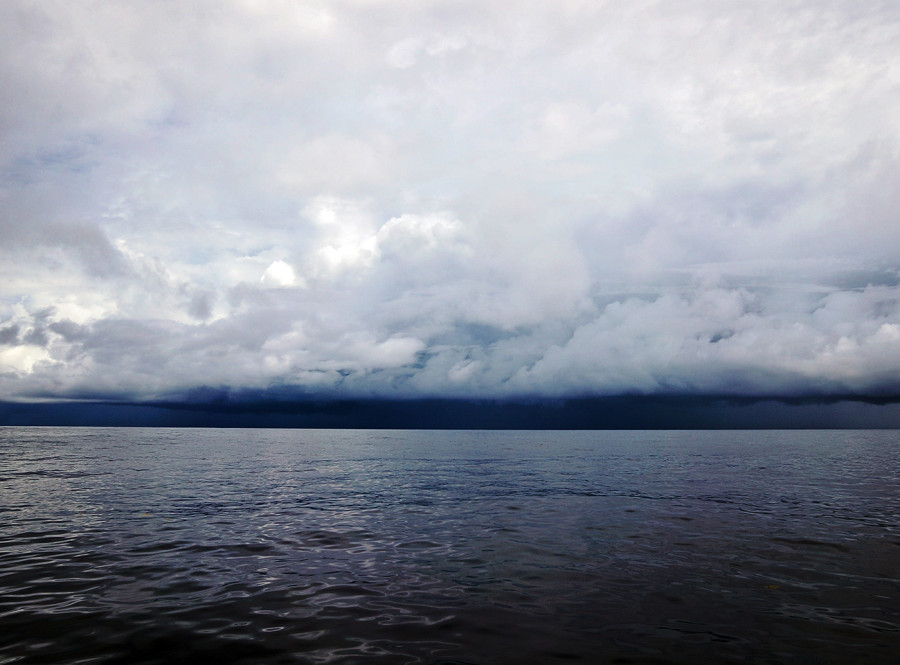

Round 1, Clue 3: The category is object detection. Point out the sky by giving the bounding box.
[2,0,900,416]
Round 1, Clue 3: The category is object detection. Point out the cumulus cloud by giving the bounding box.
[1,0,899,402]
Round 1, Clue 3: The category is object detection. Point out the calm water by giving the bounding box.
[1,428,899,665]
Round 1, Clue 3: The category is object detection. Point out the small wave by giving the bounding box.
[771,537,852,553]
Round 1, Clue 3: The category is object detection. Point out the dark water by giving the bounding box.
[1,428,899,664]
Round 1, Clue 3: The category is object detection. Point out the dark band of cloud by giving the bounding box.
[3,393,900,429]
[2,1,900,415]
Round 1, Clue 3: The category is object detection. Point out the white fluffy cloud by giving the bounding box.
[1,0,899,401]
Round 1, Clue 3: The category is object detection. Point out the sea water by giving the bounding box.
[1,427,898,664]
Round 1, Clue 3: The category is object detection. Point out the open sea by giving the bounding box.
[1,427,898,664]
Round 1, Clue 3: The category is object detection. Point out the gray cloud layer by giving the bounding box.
[2,0,899,401]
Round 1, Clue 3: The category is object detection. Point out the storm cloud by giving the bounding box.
[2,0,899,405]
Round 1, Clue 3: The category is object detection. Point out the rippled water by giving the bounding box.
[1,427,899,664]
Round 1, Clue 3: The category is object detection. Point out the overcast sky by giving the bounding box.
[2,0,900,404]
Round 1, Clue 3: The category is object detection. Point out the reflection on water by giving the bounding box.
[1,428,899,664]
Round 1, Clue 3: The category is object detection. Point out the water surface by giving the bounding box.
[1,428,899,664]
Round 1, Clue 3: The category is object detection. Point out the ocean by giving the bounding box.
[1,427,898,664]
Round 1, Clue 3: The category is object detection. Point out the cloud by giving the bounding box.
[509,284,900,397]
[261,260,298,287]
[1,1,899,404]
